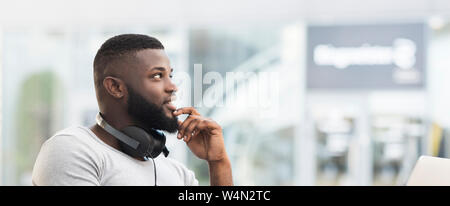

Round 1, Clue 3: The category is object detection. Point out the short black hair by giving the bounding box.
[93,34,164,89]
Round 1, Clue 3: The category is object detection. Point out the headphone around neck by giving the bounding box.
[95,113,170,160]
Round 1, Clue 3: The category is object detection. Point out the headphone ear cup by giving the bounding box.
[121,126,155,158]
[147,129,167,157]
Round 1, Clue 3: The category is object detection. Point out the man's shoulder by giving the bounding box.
[43,126,99,152]
[36,125,105,168]
[33,125,103,186]
[52,125,91,138]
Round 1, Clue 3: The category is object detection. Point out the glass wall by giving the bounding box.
[1,1,450,186]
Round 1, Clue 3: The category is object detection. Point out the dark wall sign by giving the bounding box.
[307,23,427,89]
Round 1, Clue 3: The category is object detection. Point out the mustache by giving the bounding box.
[163,94,177,104]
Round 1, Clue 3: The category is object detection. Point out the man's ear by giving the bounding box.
[103,76,127,99]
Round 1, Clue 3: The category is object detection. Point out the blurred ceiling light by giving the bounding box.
[428,15,446,30]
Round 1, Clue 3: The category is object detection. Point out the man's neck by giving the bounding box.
[90,124,147,161]
[90,124,121,151]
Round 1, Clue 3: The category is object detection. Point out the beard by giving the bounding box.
[126,86,178,133]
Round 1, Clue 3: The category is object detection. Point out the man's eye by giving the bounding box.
[153,74,162,79]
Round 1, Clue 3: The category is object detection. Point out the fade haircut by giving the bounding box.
[93,34,164,90]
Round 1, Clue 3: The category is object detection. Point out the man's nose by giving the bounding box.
[166,79,178,93]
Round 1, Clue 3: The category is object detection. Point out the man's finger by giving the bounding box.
[183,119,200,142]
[177,115,199,139]
[176,120,183,139]
[173,107,200,116]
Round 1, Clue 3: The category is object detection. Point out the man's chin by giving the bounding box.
[161,115,179,133]
[161,123,178,133]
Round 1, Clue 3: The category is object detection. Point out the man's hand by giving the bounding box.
[173,107,233,186]
[173,107,226,162]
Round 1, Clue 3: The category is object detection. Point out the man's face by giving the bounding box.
[125,49,179,133]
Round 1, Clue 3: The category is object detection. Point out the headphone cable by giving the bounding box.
[151,157,157,186]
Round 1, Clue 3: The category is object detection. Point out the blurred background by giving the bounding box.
[1,0,450,186]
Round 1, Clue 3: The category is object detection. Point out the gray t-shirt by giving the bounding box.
[32,126,199,186]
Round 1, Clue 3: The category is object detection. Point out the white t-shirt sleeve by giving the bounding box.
[32,134,103,186]
[184,166,199,186]
[165,157,199,186]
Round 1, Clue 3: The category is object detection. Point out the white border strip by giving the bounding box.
[0,25,3,185]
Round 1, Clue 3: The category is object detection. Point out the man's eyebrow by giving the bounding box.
[147,67,174,73]
[149,67,167,72]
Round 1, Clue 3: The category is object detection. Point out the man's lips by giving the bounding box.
[164,102,177,111]
[163,95,177,111]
